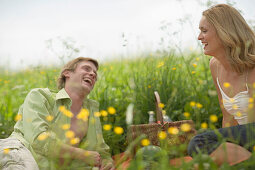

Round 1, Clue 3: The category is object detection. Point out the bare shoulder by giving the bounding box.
[209,57,218,79]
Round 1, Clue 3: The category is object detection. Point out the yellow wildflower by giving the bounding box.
[3,148,9,154]
[180,123,191,132]
[37,132,49,141]
[249,104,253,109]
[253,145,255,151]
[232,104,238,109]
[14,114,22,122]
[196,57,200,61]
[249,98,254,103]
[236,112,242,117]
[201,122,208,129]
[148,85,151,88]
[229,98,235,103]
[94,112,101,117]
[59,106,66,112]
[192,63,197,68]
[168,127,179,135]
[183,112,190,118]
[223,82,230,88]
[46,115,54,122]
[157,62,164,68]
[172,67,176,70]
[65,130,75,138]
[114,126,124,135]
[210,115,218,123]
[40,71,45,75]
[190,101,196,107]
[141,139,150,146]
[158,103,165,109]
[77,109,89,121]
[196,103,203,108]
[191,71,196,74]
[158,131,167,140]
[100,110,108,117]
[103,124,112,131]
[70,137,80,145]
[108,107,116,115]
[61,124,70,130]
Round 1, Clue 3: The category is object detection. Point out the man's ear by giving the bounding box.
[63,70,70,79]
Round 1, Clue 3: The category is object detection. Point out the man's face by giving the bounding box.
[66,60,98,94]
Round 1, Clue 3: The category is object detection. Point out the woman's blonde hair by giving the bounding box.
[57,57,99,89]
[203,4,255,74]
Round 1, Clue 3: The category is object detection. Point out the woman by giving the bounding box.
[188,4,255,166]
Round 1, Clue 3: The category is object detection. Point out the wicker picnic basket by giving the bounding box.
[127,91,197,147]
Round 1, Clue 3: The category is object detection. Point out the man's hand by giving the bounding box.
[82,150,101,167]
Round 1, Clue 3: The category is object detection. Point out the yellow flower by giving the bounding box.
[65,130,75,138]
[172,67,176,70]
[158,131,167,140]
[158,103,165,109]
[201,122,208,129]
[196,57,200,61]
[210,115,218,123]
[148,85,151,88]
[223,82,230,88]
[61,124,70,130]
[191,71,196,74]
[253,145,255,151]
[94,112,101,117]
[249,104,254,109]
[157,62,164,68]
[108,107,116,115]
[236,112,242,117]
[183,112,190,118]
[77,109,89,121]
[40,71,45,75]
[70,137,80,145]
[3,148,9,154]
[59,106,66,112]
[249,98,254,103]
[14,114,22,122]
[190,101,196,107]
[100,110,108,117]
[196,103,203,108]
[114,126,124,135]
[180,123,191,132]
[46,115,54,122]
[37,132,49,141]
[192,63,197,68]
[168,127,179,135]
[103,124,112,131]
[141,139,150,146]
[232,104,238,109]
[229,98,235,103]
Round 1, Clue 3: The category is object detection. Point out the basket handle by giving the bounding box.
[154,91,164,125]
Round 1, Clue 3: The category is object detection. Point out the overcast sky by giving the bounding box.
[0,0,254,70]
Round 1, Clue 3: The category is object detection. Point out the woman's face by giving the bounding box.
[198,16,225,57]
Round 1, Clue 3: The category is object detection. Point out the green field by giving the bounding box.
[2,49,242,169]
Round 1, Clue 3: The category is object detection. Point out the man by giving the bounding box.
[0,57,114,170]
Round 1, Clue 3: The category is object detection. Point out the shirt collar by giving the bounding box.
[56,88,89,107]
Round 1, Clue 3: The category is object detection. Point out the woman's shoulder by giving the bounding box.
[209,57,219,78]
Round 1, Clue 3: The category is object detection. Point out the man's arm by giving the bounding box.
[22,89,100,166]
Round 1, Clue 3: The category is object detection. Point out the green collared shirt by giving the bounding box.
[10,88,112,170]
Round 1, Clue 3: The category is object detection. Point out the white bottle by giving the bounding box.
[148,111,155,124]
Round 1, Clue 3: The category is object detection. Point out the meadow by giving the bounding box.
[2,49,244,169]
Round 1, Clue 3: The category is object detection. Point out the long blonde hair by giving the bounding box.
[203,4,255,74]
[57,57,98,89]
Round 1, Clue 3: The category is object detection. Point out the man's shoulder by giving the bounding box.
[27,88,56,100]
